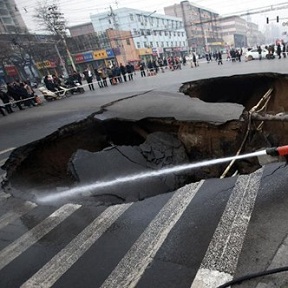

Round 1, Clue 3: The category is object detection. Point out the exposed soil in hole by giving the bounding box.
[2,73,288,206]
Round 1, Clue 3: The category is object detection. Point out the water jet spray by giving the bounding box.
[35,145,288,204]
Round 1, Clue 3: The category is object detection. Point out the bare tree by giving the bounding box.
[33,1,76,74]
[33,0,66,36]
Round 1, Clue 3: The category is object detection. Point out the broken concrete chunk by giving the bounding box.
[68,132,190,203]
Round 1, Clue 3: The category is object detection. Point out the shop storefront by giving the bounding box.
[0,65,20,83]
[73,48,117,71]
[137,48,153,64]
[35,61,59,76]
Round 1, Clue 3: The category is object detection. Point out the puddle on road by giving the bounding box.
[2,73,288,206]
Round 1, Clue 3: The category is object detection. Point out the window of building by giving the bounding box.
[0,8,8,15]
[183,41,186,46]
[137,42,141,48]
[137,14,141,22]
[156,41,159,47]
[150,41,153,47]
[161,42,164,47]
[171,41,173,47]
[165,31,168,36]
[154,30,157,36]
[129,14,134,21]
[166,41,169,46]
[2,17,13,24]
[177,32,180,37]
[126,39,131,45]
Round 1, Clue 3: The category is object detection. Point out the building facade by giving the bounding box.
[90,7,188,59]
[0,0,27,33]
[219,16,248,49]
[164,1,222,55]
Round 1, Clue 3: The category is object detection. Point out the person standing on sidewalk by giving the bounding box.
[257,46,262,60]
[120,63,127,82]
[139,61,146,77]
[217,51,223,65]
[0,89,13,114]
[83,67,94,91]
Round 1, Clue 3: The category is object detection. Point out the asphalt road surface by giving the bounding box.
[1,59,288,287]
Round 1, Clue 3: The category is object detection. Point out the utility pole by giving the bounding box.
[108,5,127,64]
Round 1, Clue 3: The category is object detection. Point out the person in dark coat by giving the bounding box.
[15,82,35,107]
[257,46,262,60]
[126,63,133,80]
[120,63,127,82]
[282,41,286,58]
[139,61,146,77]
[0,89,13,114]
[217,51,223,65]
[94,68,104,88]
[7,82,24,110]
[44,76,57,92]
[72,71,83,86]
[277,43,282,59]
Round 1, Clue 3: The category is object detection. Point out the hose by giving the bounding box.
[217,266,288,288]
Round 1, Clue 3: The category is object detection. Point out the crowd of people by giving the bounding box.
[0,80,40,117]
[4,44,286,118]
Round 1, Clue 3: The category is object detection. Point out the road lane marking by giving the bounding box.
[0,203,81,271]
[191,168,263,288]
[21,203,132,288]
[0,201,37,230]
[0,147,15,156]
[100,181,204,288]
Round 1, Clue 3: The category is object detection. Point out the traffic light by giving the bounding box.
[266,17,269,24]
[277,16,279,22]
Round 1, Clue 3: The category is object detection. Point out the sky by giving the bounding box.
[14,0,288,33]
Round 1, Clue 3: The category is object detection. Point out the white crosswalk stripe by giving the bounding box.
[21,203,132,288]
[191,168,263,288]
[100,181,203,288]
[0,170,270,287]
[0,203,81,271]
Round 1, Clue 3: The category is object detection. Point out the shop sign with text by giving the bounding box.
[93,50,108,60]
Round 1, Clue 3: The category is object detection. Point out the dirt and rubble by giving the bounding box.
[2,72,288,206]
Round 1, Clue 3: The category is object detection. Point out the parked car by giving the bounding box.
[244,48,275,61]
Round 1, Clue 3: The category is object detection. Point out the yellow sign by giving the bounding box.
[36,60,56,69]
[137,48,152,56]
[93,49,108,60]
[208,42,224,46]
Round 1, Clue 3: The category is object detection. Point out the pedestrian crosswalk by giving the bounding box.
[0,167,284,288]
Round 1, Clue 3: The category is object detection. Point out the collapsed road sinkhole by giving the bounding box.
[2,72,288,206]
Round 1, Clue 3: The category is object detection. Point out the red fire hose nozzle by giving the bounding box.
[266,145,288,157]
